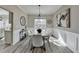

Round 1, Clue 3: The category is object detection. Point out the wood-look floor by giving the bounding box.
[0,36,73,53]
[31,48,46,53]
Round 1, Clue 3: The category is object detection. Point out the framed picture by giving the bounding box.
[56,8,70,28]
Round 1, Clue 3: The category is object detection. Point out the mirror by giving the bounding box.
[20,16,26,26]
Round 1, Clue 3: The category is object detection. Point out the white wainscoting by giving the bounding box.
[66,31,78,52]
[77,36,79,52]
[53,28,79,52]
[13,29,21,45]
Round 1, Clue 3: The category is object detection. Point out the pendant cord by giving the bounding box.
[38,5,40,17]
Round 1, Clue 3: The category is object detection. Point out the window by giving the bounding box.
[34,19,46,29]
[34,19,46,34]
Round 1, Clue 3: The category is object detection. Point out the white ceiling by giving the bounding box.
[0,8,9,15]
[18,5,62,16]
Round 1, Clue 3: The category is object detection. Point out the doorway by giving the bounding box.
[0,8,13,50]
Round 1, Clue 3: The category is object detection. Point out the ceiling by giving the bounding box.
[0,8,9,15]
[18,5,62,16]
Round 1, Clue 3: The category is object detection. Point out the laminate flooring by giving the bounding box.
[0,36,73,53]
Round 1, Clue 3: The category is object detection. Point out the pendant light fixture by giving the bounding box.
[38,5,41,18]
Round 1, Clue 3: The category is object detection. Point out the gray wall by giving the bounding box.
[52,5,79,34]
